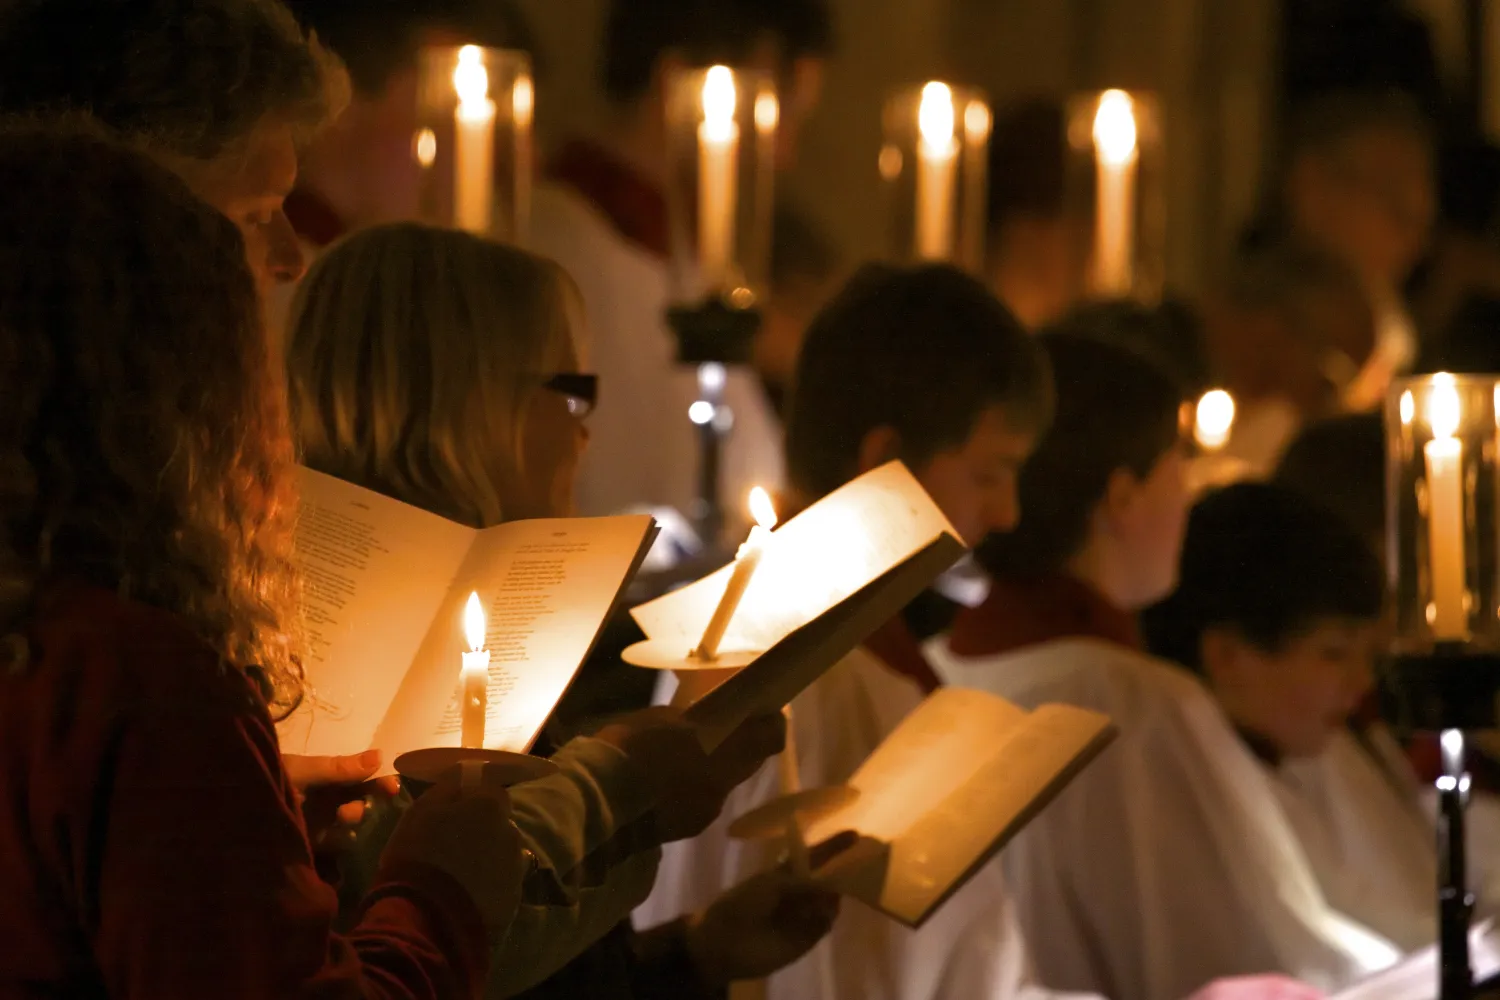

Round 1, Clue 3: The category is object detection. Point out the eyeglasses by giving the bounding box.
[542,373,598,418]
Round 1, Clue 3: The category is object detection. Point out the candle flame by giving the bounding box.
[1429,373,1461,440]
[513,73,535,126]
[454,45,491,111]
[964,99,992,143]
[1400,390,1415,426]
[1093,89,1138,167]
[917,81,955,149]
[702,65,737,142]
[463,591,486,652]
[748,486,778,530]
[1194,389,1235,450]
[413,128,437,168]
[754,90,779,132]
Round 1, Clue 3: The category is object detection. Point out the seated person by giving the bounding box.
[0,124,517,999]
[285,221,839,997]
[931,333,1400,1000]
[1141,482,1436,952]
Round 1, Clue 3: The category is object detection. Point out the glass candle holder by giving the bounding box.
[879,81,990,273]
[1386,373,1500,653]
[414,45,533,241]
[1064,89,1164,302]
[663,65,778,309]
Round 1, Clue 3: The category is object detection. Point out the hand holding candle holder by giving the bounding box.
[394,591,558,797]
[662,64,778,546]
[880,81,991,272]
[1382,373,1500,999]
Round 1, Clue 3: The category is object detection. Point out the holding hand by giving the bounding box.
[593,706,786,844]
[1185,975,1325,1000]
[283,750,400,852]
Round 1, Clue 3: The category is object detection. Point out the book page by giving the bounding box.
[368,514,655,762]
[631,462,962,654]
[278,468,476,757]
[1330,923,1500,1000]
[803,692,1115,926]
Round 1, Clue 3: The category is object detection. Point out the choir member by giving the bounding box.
[528,0,833,521]
[930,333,1400,1000]
[1245,91,1434,412]
[284,221,840,997]
[0,123,519,999]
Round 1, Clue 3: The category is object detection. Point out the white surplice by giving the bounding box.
[634,646,1092,1000]
[528,181,783,521]
[927,636,1401,1000]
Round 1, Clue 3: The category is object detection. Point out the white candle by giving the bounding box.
[694,486,778,660]
[460,591,490,748]
[453,46,496,234]
[698,66,739,293]
[1092,90,1138,296]
[915,81,958,261]
[1425,375,1468,639]
[777,704,800,796]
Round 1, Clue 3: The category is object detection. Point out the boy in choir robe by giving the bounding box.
[529,0,833,522]
[1140,482,1437,951]
[930,333,1401,1000]
[637,265,1318,1000]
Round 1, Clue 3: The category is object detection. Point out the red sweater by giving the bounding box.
[0,582,489,999]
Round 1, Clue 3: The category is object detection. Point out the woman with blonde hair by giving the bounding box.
[286,222,838,998]
[0,126,522,998]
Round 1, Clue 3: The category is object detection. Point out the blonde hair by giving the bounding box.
[0,124,304,715]
[287,223,579,528]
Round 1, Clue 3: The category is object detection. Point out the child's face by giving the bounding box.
[516,341,591,520]
[1111,445,1193,609]
[1206,617,1378,759]
[916,406,1036,547]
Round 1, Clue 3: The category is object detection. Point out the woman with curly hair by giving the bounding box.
[0,125,521,999]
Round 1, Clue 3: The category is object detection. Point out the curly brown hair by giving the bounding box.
[0,0,347,159]
[0,123,304,715]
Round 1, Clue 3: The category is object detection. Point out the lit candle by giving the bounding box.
[1424,375,1468,639]
[694,486,778,661]
[512,71,534,243]
[915,81,958,261]
[1092,90,1138,296]
[959,98,991,269]
[777,704,800,796]
[460,591,490,748]
[698,66,739,293]
[1194,389,1236,452]
[453,46,496,234]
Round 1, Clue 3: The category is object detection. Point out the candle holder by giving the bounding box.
[879,81,990,273]
[1064,90,1164,302]
[414,45,534,241]
[1383,372,1500,1000]
[662,64,778,547]
[392,747,559,798]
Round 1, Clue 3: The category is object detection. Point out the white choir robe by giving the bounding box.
[528,181,783,520]
[633,646,1095,1000]
[926,636,1402,1000]
[1274,729,1438,954]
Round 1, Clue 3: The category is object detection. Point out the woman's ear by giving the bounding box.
[1198,626,1244,689]
[1100,466,1143,527]
[856,425,902,475]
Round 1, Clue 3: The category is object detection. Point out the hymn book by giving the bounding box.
[278,468,657,768]
[781,687,1115,927]
[626,461,968,749]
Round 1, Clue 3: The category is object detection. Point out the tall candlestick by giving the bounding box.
[1092,90,1138,296]
[777,704,800,795]
[1425,376,1468,638]
[453,46,496,234]
[915,81,957,261]
[694,486,778,660]
[460,591,490,748]
[698,66,740,293]
[512,71,534,243]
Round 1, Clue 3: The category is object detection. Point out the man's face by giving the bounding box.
[915,406,1036,547]
[169,118,305,300]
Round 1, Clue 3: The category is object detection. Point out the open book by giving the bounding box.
[279,468,657,767]
[626,461,968,749]
[760,686,1116,927]
[1330,923,1500,1000]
